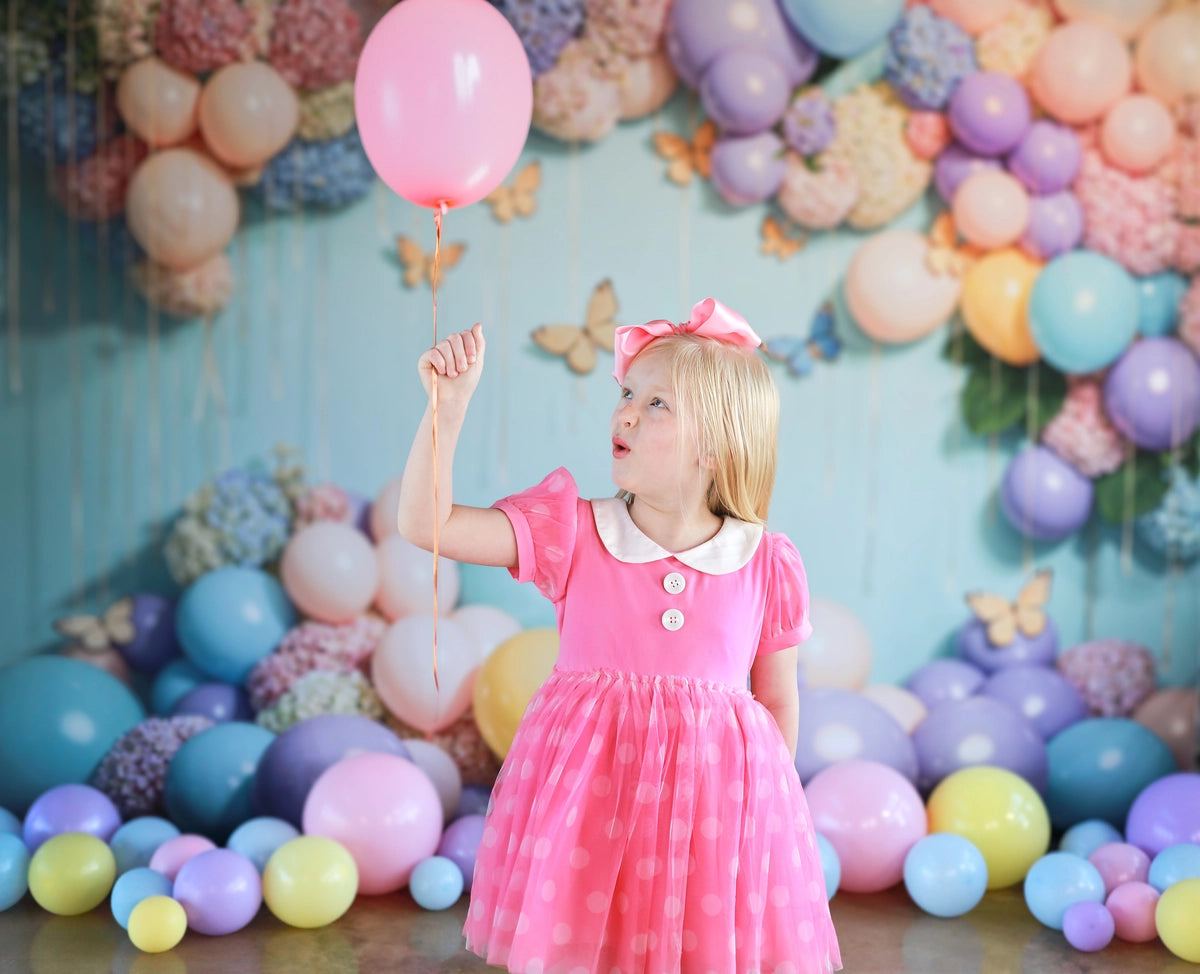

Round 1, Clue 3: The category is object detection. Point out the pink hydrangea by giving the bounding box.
[130,254,234,320]
[775,152,860,230]
[1175,96,1200,138]
[533,38,623,143]
[96,0,159,75]
[1180,275,1200,359]
[246,616,384,711]
[1040,377,1134,478]
[1174,137,1200,221]
[269,0,362,90]
[585,0,671,56]
[55,135,148,221]
[1074,149,1180,276]
[155,0,253,75]
[293,482,357,529]
[1176,223,1200,276]
[905,110,950,161]
[1057,639,1157,717]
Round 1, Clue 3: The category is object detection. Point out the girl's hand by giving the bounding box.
[418,323,485,406]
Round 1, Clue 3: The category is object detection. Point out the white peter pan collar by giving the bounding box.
[590,497,763,575]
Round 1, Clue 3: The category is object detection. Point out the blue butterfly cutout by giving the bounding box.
[762,303,841,377]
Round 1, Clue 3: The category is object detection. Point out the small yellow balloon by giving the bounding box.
[127,895,187,954]
[472,628,559,759]
[263,836,358,929]
[926,766,1050,890]
[27,832,116,916]
[960,248,1043,366]
[1156,877,1200,963]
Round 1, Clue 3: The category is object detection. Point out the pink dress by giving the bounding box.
[463,469,842,974]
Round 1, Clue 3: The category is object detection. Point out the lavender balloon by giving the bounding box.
[1008,121,1082,194]
[1020,192,1084,260]
[1103,338,1200,451]
[934,142,1002,204]
[172,848,262,935]
[171,682,253,723]
[1062,900,1115,952]
[980,665,1088,740]
[709,131,787,206]
[1000,446,1094,543]
[700,48,790,135]
[956,616,1059,673]
[1125,773,1200,856]
[905,659,985,710]
[437,813,485,892]
[23,784,122,852]
[794,688,919,784]
[118,594,180,675]
[947,71,1031,157]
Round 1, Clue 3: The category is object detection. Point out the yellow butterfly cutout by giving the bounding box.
[761,215,807,261]
[926,212,983,278]
[484,160,542,223]
[531,279,620,375]
[652,120,717,186]
[54,597,136,652]
[394,236,467,289]
[964,568,1053,647]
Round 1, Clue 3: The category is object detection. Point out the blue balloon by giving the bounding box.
[1059,819,1123,860]
[780,0,905,57]
[0,656,145,815]
[409,855,464,911]
[458,563,555,630]
[903,833,988,918]
[110,866,173,929]
[1023,852,1105,930]
[109,816,181,875]
[0,833,30,911]
[1045,718,1178,830]
[0,808,20,837]
[227,817,300,873]
[176,567,296,684]
[816,832,840,900]
[1136,271,1187,337]
[1027,250,1138,374]
[150,658,209,716]
[163,722,276,842]
[1148,843,1200,892]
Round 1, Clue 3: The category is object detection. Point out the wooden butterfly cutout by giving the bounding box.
[531,279,620,375]
[761,215,808,261]
[54,597,136,652]
[652,120,717,186]
[762,302,841,378]
[964,568,1053,647]
[926,213,983,277]
[394,235,467,289]
[484,160,542,223]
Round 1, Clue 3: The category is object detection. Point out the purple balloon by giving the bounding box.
[455,784,492,819]
[980,665,1088,740]
[346,490,373,540]
[118,594,181,675]
[437,813,486,892]
[700,48,790,135]
[22,783,122,852]
[252,714,411,827]
[794,688,919,784]
[1125,773,1200,856]
[1062,900,1115,952]
[1103,338,1200,452]
[934,142,1002,204]
[905,659,985,710]
[709,131,787,206]
[1000,446,1094,543]
[947,71,1031,157]
[1008,120,1082,195]
[172,848,262,935]
[1020,191,1084,260]
[912,696,1049,793]
[171,682,254,723]
[956,616,1059,673]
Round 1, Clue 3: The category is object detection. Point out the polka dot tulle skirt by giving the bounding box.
[463,669,842,974]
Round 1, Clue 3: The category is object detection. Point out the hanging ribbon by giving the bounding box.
[429,203,448,695]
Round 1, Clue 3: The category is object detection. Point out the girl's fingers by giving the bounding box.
[447,332,468,374]
[462,328,478,363]
[426,348,449,376]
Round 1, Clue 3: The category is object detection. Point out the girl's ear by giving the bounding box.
[700,454,717,471]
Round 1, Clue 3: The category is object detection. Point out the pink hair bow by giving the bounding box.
[612,297,762,384]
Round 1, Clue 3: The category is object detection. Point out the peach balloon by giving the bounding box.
[929,0,1016,34]
[375,533,461,621]
[370,477,403,541]
[619,50,678,120]
[125,149,240,271]
[1135,6,1200,105]
[372,615,478,733]
[860,685,929,734]
[280,522,380,625]
[953,169,1030,249]
[1030,22,1132,123]
[116,57,200,148]
[960,248,1042,366]
[844,230,963,344]
[1055,0,1167,39]
[1100,94,1176,172]
[1132,687,1197,770]
[198,62,299,169]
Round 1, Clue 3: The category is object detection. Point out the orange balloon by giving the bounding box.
[116,57,200,148]
[619,51,678,121]
[199,62,299,169]
[1030,22,1132,123]
[125,148,240,271]
[1135,6,1200,105]
[960,248,1042,366]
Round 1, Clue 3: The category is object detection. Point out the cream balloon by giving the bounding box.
[125,148,240,271]
[1055,0,1167,38]
[929,0,1016,34]
[619,50,678,120]
[116,57,201,148]
[860,684,929,734]
[796,598,873,691]
[1100,94,1176,172]
[1135,6,1200,105]
[198,62,300,169]
[371,614,477,733]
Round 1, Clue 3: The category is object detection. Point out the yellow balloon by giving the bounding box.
[263,836,358,929]
[960,249,1042,366]
[27,833,116,916]
[127,895,187,954]
[926,766,1050,890]
[472,628,559,759]
[1156,878,1200,963]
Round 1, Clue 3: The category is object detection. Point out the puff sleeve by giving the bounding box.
[758,533,813,655]
[491,467,579,603]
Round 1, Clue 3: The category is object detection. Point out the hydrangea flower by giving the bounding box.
[1040,378,1133,478]
[533,37,623,142]
[975,0,1054,79]
[91,716,213,817]
[501,0,586,75]
[255,670,384,733]
[296,81,356,141]
[1136,466,1200,562]
[885,6,976,111]
[269,0,362,89]
[782,89,836,158]
[131,254,235,320]
[16,64,118,164]
[584,0,670,57]
[54,135,148,222]
[253,130,375,211]
[154,0,253,74]
[246,615,384,711]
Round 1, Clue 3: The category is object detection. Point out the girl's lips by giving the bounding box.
[612,437,630,458]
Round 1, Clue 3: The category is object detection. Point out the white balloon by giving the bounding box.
[401,739,463,824]
[860,684,930,734]
[798,598,873,691]
[451,604,523,666]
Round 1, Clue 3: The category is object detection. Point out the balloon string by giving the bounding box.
[430,205,446,695]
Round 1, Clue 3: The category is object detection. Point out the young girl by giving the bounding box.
[397,298,842,974]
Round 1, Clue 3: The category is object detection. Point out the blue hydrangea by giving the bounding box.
[500,0,584,76]
[253,129,376,212]
[1136,467,1200,562]
[885,6,976,111]
[15,63,116,164]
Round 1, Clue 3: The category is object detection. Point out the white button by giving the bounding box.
[661,609,684,631]
[663,572,686,595]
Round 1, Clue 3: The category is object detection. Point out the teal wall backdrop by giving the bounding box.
[2,97,1197,686]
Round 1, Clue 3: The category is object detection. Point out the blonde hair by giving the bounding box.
[625,334,779,525]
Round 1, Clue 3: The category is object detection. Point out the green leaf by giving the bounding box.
[1180,430,1200,480]
[941,326,991,370]
[960,362,1027,436]
[1094,451,1171,523]
[1027,367,1067,437]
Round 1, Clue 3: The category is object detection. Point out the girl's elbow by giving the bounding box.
[395,515,434,551]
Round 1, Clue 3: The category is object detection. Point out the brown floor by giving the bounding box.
[0,887,1194,974]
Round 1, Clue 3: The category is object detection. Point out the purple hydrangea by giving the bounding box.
[782,89,836,158]
[91,716,214,818]
[254,129,376,212]
[500,0,585,76]
[885,6,976,111]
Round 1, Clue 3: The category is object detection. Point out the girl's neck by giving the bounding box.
[627,495,723,553]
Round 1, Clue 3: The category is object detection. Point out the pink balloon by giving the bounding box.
[1100,94,1176,173]
[929,0,1016,34]
[845,230,963,343]
[280,522,379,625]
[1030,22,1132,123]
[1135,6,1200,105]
[116,57,200,148]
[375,534,461,621]
[148,834,217,882]
[354,0,532,209]
[1088,842,1151,893]
[1105,880,1160,942]
[805,759,928,893]
[370,477,403,542]
[302,752,442,894]
[372,614,477,733]
[953,169,1030,248]
[450,604,523,664]
[198,62,299,169]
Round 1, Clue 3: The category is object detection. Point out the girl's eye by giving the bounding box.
[621,389,632,400]
[651,398,666,408]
